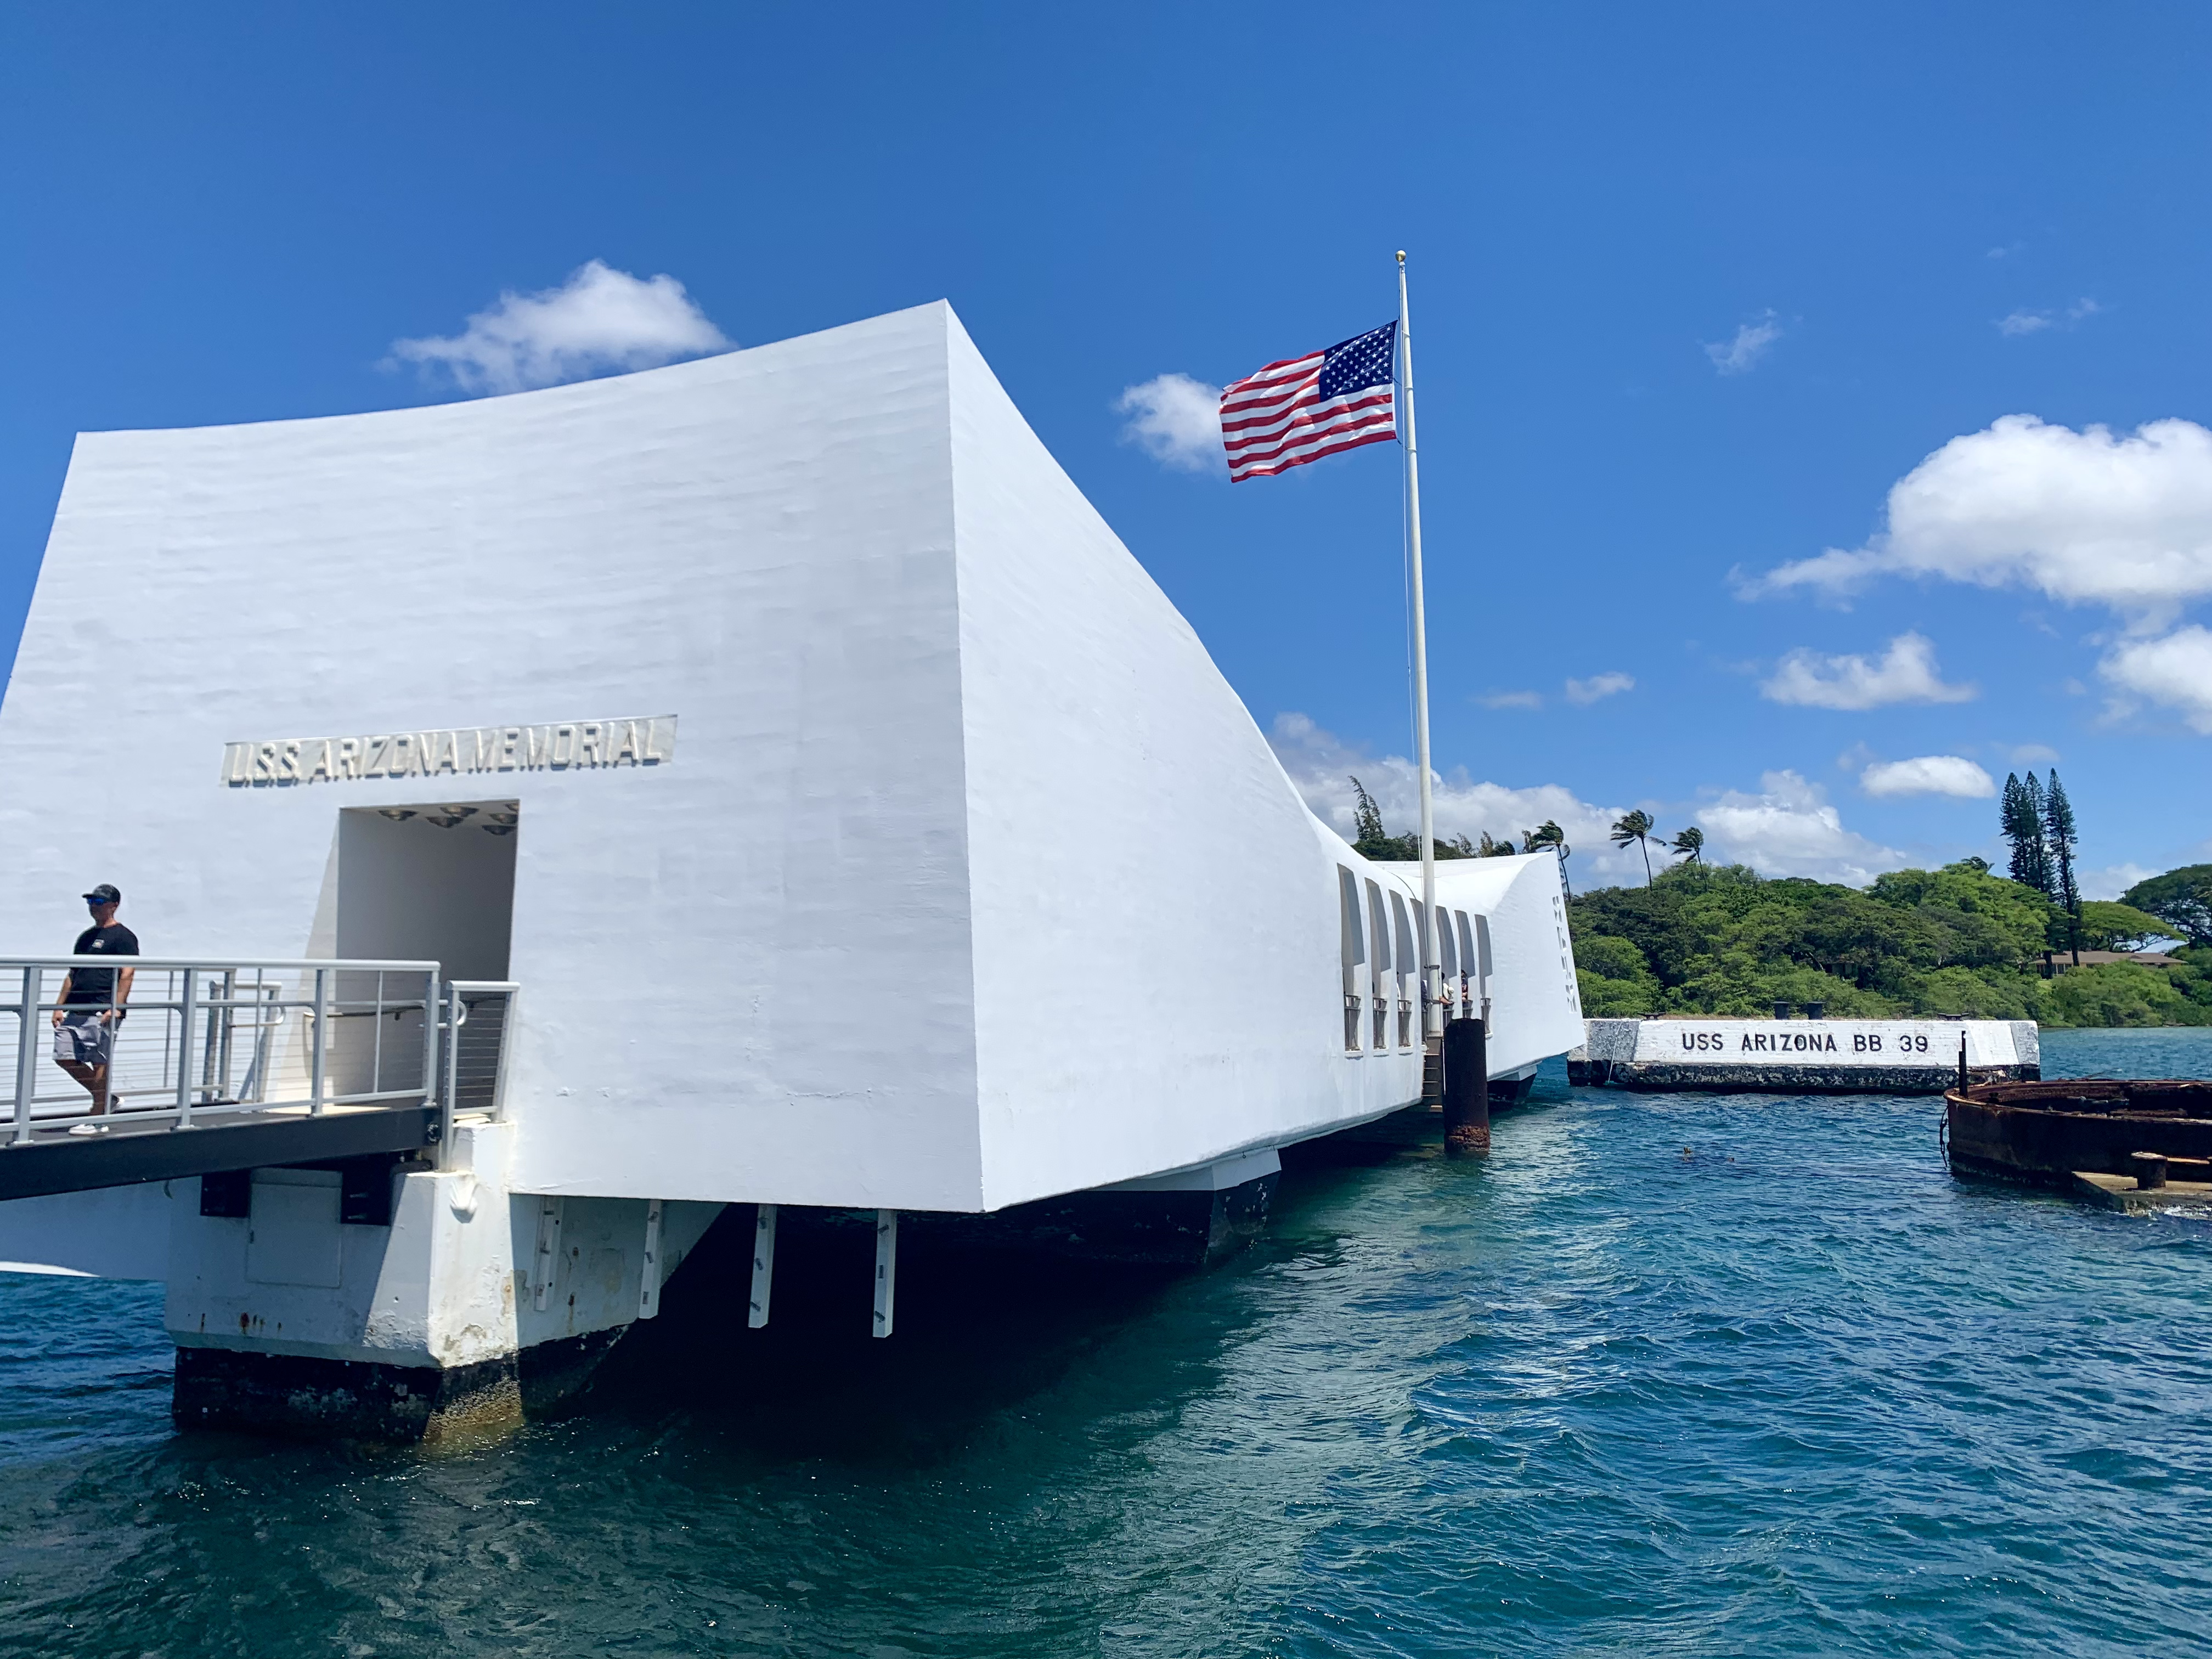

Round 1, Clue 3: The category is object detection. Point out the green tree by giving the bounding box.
[1868,861,2053,969]
[1573,933,1662,1015]
[2002,772,2053,896]
[1908,966,2036,1020]
[1524,820,1572,898]
[2039,963,2212,1028]
[1559,859,2201,1023]
[1342,777,1475,862]
[2044,770,2081,962]
[1348,776,1385,850]
[2120,865,2212,946]
[1669,825,1705,865]
[2076,900,2175,952]
[1610,809,1657,886]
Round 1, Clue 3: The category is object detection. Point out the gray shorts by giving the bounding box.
[54,1013,114,1066]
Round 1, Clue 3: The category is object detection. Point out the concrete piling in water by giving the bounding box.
[2132,1151,2169,1190]
[1443,1018,1490,1155]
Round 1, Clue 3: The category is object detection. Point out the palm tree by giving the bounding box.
[1523,820,1575,898]
[1670,825,1705,865]
[1611,809,1657,886]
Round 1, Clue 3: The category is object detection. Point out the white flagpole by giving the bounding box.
[1396,251,1440,1036]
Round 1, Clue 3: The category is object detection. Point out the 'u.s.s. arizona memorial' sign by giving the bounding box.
[220,716,678,787]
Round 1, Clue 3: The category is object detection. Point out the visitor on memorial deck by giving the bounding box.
[53,883,137,1132]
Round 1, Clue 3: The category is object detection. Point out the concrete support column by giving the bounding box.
[163,1121,720,1442]
[1443,1017,1491,1154]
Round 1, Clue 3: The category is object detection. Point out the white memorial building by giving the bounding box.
[0,302,1582,1436]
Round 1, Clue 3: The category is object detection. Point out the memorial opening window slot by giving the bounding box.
[1389,890,1415,1049]
[1466,912,1491,1022]
[1365,879,1390,1051]
[1338,866,1364,1052]
[1438,905,1458,1015]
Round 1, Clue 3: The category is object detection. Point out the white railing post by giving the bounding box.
[371,970,386,1096]
[215,969,236,1102]
[440,981,462,1154]
[13,967,38,1146]
[420,970,438,1118]
[309,968,329,1116]
[490,989,515,1121]
[174,967,199,1130]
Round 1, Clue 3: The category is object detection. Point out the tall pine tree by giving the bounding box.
[2044,769,2081,963]
[2001,771,2055,896]
[2023,772,2053,895]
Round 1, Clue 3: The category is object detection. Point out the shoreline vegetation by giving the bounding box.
[1345,772,2212,1029]
[1568,861,2203,1029]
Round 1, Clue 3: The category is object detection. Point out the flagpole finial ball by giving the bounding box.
[1396,250,1406,263]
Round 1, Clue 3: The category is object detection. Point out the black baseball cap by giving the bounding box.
[82,884,121,905]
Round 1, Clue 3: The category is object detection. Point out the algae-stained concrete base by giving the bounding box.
[2070,1171,2212,1214]
[172,1326,630,1443]
[161,1119,723,1440]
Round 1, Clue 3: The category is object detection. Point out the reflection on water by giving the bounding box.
[0,1029,2209,1655]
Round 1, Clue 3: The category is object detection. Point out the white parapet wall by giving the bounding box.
[1570,1017,2040,1094]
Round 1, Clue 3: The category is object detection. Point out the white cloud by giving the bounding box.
[1269,714,1630,875]
[1477,690,1544,710]
[1747,415,2212,623]
[1115,373,1223,473]
[1267,716,1900,888]
[2101,624,2212,732]
[2080,863,2159,903]
[1996,299,2100,336]
[1760,632,1977,710]
[1564,671,1634,706]
[1859,755,1996,798]
[389,260,732,396]
[1705,311,1782,376]
[1696,771,1906,885]
[2006,742,2061,765]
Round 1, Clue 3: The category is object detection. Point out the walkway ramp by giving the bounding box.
[0,958,510,1201]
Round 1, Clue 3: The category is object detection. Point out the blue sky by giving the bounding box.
[5,4,2211,892]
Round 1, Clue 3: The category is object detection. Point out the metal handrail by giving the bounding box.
[0,958,449,1145]
[445,980,518,1127]
[6,956,438,972]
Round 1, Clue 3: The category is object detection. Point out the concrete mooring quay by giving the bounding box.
[1571,1016,2040,1094]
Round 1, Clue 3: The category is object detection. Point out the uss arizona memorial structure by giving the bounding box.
[0,301,1581,1434]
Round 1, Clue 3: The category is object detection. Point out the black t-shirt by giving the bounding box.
[66,924,139,1007]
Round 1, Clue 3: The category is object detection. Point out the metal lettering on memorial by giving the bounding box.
[220,716,678,787]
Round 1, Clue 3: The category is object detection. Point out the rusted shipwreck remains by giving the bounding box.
[1946,1079,2212,1205]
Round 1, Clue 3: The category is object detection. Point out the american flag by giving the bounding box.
[1220,321,1397,482]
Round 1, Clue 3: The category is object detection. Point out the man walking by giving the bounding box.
[54,883,137,1132]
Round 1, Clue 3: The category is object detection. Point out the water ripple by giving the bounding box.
[0,1029,2209,1655]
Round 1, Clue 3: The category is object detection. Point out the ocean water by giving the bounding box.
[2,1029,2210,1657]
